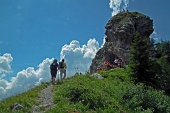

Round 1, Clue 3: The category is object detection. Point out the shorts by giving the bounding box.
[51,71,57,78]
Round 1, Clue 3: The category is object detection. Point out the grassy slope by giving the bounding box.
[0,68,170,113]
[47,68,131,113]
[0,82,50,113]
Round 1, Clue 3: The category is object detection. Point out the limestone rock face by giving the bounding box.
[89,12,154,73]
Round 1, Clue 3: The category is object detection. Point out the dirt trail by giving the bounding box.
[32,84,54,113]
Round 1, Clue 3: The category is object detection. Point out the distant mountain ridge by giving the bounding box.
[89,11,154,73]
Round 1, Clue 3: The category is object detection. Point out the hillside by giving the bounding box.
[0,68,170,113]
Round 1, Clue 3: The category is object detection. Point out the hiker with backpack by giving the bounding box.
[50,59,59,85]
[59,59,67,82]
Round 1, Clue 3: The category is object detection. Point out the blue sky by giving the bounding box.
[0,0,170,100]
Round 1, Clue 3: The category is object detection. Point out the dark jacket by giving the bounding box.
[50,62,58,71]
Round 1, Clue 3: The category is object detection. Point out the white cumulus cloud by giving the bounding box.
[109,0,129,16]
[0,53,13,77]
[0,56,54,101]
[60,38,99,76]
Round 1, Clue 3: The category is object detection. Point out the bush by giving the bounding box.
[50,70,170,113]
[52,74,128,113]
[121,83,170,113]
[65,86,111,110]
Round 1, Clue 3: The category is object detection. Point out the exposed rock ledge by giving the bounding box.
[89,11,154,73]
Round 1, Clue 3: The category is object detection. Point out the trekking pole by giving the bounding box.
[57,71,59,84]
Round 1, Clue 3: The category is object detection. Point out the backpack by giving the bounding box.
[50,63,58,70]
[59,62,64,68]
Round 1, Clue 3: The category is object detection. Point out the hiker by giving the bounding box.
[103,60,113,70]
[118,57,123,68]
[97,66,103,71]
[50,59,59,85]
[59,59,67,82]
[113,57,119,67]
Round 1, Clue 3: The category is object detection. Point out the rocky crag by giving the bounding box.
[89,11,154,73]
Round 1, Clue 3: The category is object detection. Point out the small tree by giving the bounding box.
[155,40,170,93]
[128,32,155,84]
[157,56,170,93]
[155,40,170,59]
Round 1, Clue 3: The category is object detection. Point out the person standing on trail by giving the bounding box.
[50,59,59,85]
[113,57,119,67]
[59,59,67,82]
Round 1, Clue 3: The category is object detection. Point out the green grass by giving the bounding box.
[0,82,50,113]
[1,68,170,113]
[112,11,146,24]
[46,72,127,113]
